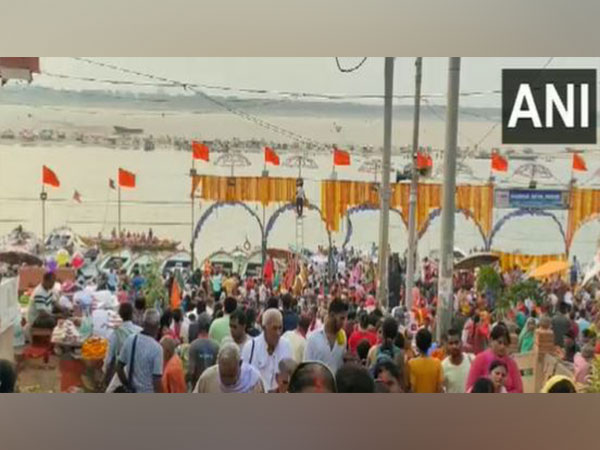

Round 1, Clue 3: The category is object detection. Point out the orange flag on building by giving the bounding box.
[118,168,136,188]
[333,147,351,166]
[573,153,587,171]
[42,165,60,187]
[491,152,508,172]
[264,146,280,166]
[192,141,210,161]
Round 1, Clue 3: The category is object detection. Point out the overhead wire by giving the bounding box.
[40,69,505,102]
[71,57,326,148]
[335,57,368,73]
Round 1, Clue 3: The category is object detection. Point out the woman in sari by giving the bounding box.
[466,323,524,393]
[518,317,536,353]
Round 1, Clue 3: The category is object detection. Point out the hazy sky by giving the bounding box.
[35,57,600,109]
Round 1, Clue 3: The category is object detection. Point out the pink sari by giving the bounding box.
[466,348,523,393]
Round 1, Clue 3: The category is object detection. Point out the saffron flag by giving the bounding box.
[73,190,82,203]
[333,147,351,166]
[491,152,508,172]
[42,166,60,187]
[573,153,587,172]
[118,168,136,188]
[170,276,181,309]
[192,141,210,161]
[416,152,431,170]
[264,147,280,166]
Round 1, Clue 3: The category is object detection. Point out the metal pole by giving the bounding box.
[118,183,122,237]
[41,184,47,245]
[405,57,423,311]
[262,204,267,267]
[436,57,461,342]
[376,57,394,309]
[190,163,197,273]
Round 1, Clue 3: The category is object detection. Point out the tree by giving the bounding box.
[141,260,167,309]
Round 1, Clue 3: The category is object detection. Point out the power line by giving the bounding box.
[474,57,556,148]
[335,57,368,73]
[422,98,478,147]
[71,57,326,148]
[42,71,177,88]
[41,67,504,102]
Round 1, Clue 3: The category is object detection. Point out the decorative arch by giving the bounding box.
[193,201,264,244]
[567,213,600,251]
[488,208,567,252]
[417,207,488,248]
[342,204,405,249]
[265,202,332,251]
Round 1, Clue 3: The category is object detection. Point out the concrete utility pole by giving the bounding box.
[376,57,394,309]
[405,57,422,311]
[436,57,461,342]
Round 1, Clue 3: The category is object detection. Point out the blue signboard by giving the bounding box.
[494,189,569,209]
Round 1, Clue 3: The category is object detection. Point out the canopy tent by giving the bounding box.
[528,260,569,279]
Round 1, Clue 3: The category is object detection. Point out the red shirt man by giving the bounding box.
[348,313,378,354]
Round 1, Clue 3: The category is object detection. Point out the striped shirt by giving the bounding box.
[27,285,55,325]
[118,333,163,393]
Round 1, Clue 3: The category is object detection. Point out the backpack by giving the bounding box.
[112,326,136,360]
[376,344,400,364]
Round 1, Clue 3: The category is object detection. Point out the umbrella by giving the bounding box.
[283,154,319,176]
[214,152,251,177]
[433,161,477,180]
[0,250,43,266]
[359,158,395,182]
[528,260,569,279]
[358,159,395,174]
[454,252,499,271]
[510,162,563,185]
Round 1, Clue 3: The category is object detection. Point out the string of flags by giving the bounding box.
[38,142,596,204]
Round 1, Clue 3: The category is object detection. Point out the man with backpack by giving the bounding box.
[103,302,142,390]
[116,309,164,393]
[366,317,405,389]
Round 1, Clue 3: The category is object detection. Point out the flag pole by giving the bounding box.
[570,154,575,186]
[262,152,267,269]
[190,159,197,273]
[40,183,47,246]
[118,177,122,238]
[332,148,337,179]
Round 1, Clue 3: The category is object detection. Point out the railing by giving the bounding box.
[513,330,574,393]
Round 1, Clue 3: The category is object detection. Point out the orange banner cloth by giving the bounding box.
[491,251,567,274]
[192,175,297,205]
[321,180,493,234]
[566,187,600,249]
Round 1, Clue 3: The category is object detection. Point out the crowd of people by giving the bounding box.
[1,244,598,394]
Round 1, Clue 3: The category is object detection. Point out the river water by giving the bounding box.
[1,105,599,264]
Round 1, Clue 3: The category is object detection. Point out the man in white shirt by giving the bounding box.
[442,328,473,393]
[26,271,58,339]
[241,308,292,391]
[303,298,348,374]
[282,313,311,364]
